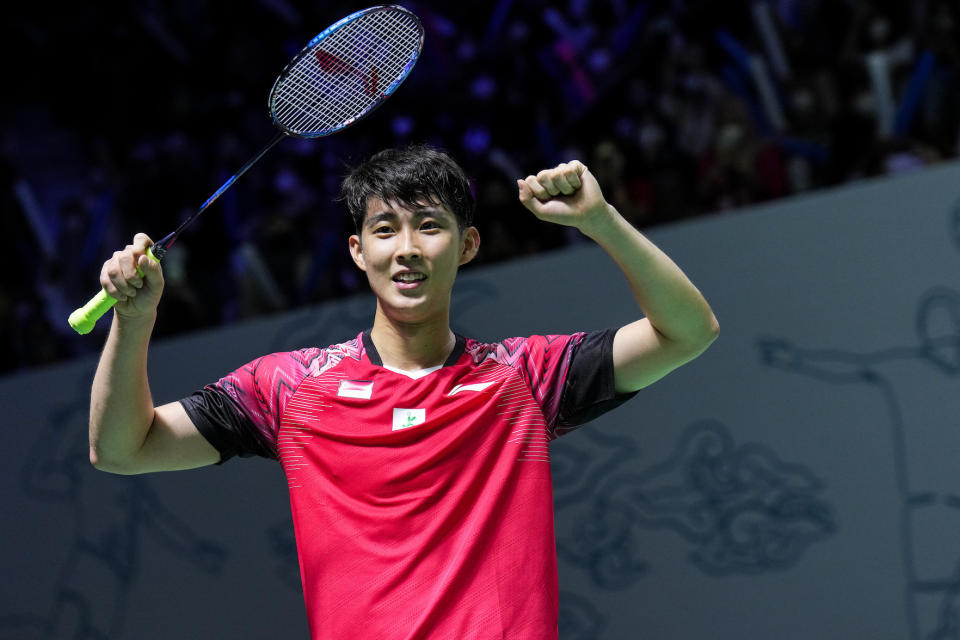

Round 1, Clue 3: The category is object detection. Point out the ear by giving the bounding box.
[459,226,480,266]
[348,234,366,271]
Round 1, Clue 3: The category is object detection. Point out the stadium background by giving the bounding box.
[2,2,959,639]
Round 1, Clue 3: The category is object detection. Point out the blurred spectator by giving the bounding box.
[2,0,958,374]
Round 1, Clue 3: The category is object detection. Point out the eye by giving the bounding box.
[420,220,441,231]
[372,225,394,235]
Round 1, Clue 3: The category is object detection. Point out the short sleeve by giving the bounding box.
[482,333,584,433]
[179,350,314,463]
[180,385,272,463]
[554,328,639,437]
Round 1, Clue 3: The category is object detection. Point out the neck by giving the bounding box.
[369,305,455,371]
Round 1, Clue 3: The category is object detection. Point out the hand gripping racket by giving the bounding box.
[68,4,424,334]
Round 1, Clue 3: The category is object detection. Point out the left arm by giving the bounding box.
[518,161,719,392]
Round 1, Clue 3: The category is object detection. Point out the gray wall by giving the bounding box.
[2,162,958,639]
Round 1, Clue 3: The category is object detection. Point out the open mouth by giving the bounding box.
[392,272,427,287]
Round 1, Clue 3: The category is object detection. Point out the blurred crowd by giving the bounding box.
[2,0,958,374]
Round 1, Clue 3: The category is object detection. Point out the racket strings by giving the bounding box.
[282,11,418,131]
[272,9,421,136]
[281,38,409,129]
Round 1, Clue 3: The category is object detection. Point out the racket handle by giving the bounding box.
[68,289,117,335]
[68,246,161,335]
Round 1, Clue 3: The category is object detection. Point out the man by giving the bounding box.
[89,145,718,639]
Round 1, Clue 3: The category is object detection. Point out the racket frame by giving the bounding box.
[268,4,424,139]
[69,4,425,333]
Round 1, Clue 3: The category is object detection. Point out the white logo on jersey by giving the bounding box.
[392,408,426,431]
[337,380,374,399]
[447,381,495,396]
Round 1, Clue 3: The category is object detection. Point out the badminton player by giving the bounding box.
[88,145,718,639]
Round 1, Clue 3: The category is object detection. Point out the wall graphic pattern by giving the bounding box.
[1,386,227,640]
[759,284,960,640]
[2,164,958,638]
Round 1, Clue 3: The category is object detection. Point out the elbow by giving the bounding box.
[89,446,111,472]
[705,313,720,344]
[686,313,720,356]
[89,446,139,476]
[88,446,114,473]
[88,436,103,469]
[702,314,720,350]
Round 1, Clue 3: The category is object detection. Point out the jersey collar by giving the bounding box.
[362,330,466,370]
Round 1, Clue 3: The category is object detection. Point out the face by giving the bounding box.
[349,197,479,324]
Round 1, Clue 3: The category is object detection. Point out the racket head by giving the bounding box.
[268,5,424,139]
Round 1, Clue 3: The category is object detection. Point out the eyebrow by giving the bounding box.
[364,211,396,228]
[364,207,452,229]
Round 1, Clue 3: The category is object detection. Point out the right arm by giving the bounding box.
[89,233,220,475]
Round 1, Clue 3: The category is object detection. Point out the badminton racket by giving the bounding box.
[69,4,424,334]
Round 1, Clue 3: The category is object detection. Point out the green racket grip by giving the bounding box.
[68,289,117,335]
[68,246,161,335]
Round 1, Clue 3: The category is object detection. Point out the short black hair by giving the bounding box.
[339,144,475,233]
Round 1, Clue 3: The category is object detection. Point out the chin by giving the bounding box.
[387,295,452,326]
[379,297,430,322]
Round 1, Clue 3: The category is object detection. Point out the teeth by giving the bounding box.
[395,273,425,282]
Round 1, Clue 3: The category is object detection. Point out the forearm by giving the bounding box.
[518,161,717,391]
[89,312,158,469]
[582,205,719,347]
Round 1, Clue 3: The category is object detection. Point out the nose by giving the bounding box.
[395,227,421,261]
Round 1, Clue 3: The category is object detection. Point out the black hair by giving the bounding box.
[339,144,475,233]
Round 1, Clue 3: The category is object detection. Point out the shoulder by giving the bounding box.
[309,333,366,376]
[463,333,587,367]
[238,333,366,385]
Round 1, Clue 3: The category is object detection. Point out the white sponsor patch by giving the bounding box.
[337,380,374,399]
[392,408,426,431]
[448,381,495,396]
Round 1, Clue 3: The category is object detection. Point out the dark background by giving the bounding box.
[3,0,958,374]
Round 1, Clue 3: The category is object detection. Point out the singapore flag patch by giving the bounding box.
[337,380,374,399]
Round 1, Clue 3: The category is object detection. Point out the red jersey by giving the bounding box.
[181,330,634,639]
